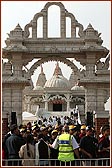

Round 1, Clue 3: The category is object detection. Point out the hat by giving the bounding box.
[55,124,59,129]
[69,125,76,130]
[32,125,37,130]
[26,129,31,133]
[81,125,86,130]
[51,130,58,134]
[40,126,47,131]
[20,128,26,132]
[86,126,92,131]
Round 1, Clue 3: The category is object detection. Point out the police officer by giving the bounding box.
[51,125,80,166]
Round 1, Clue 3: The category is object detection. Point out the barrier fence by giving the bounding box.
[2,158,110,166]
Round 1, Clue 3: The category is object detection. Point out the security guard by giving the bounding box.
[51,125,80,166]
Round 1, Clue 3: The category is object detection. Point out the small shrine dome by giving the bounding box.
[71,85,85,91]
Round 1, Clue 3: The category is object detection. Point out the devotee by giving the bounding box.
[19,134,35,166]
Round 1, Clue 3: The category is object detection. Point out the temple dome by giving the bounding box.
[44,62,70,89]
[44,75,70,88]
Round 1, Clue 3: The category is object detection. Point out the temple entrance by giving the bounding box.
[2,1,110,138]
[53,103,62,111]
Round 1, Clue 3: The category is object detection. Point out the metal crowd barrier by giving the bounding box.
[2,158,110,166]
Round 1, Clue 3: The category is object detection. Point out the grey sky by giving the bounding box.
[2,1,111,48]
[1,1,111,109]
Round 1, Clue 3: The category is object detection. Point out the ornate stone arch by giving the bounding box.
[23,2,84,39]
[29,57,78,76]
[24,20,33,38]
[2,1,110,137]
[33,12,43,21]
[44,2,65,10]
[42,2,66,38]
[65,12,76,20]
[65,11,84,38]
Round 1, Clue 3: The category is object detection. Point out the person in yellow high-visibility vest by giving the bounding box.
[51,125,80,166]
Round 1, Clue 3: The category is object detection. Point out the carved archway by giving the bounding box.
[23,1,84,39]
[2,2,110,136]
[29,57,78,76]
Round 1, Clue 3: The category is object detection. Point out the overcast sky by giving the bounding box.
[1,1,111,109]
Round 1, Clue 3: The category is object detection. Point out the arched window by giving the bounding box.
[29,27,32,38]
[76,27,80,38]
[37,17,43,38]
[48,5,60,37]
[66,17,71,38]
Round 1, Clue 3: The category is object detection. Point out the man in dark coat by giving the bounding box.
[5,124,25,166]
[79,126,97,166]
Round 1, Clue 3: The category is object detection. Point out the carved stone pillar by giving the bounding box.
[13,62,23,76]
[67,100,70,112]
[61,9,66,38]
[32,20,37,39]
[85,54,96,77]
[11,55,23,76]
[71,23,76,38]
[26,96,31,112]
[45,101,48,111]
[65,93,70,112]
[43,10,47,39]
[85,88,96,113]
[96,89,105,113]
[44,94,49,111]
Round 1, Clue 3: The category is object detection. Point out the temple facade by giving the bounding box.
[22,62,85,120]
[2,2,110,137]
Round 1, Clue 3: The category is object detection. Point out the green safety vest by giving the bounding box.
[58,133,74,162]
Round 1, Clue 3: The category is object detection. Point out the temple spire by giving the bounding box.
[35,64,46,87]
[41,64,44,74]
[53,62,63,76]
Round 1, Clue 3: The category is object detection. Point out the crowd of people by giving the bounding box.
[2,115,110,166]
[37,115,79,127]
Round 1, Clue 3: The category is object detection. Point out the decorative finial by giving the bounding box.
[55,62,59,76]
[87,23,93,29]
[14,23,22,31]
[41,64,44,74]
[53,61,63,76]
